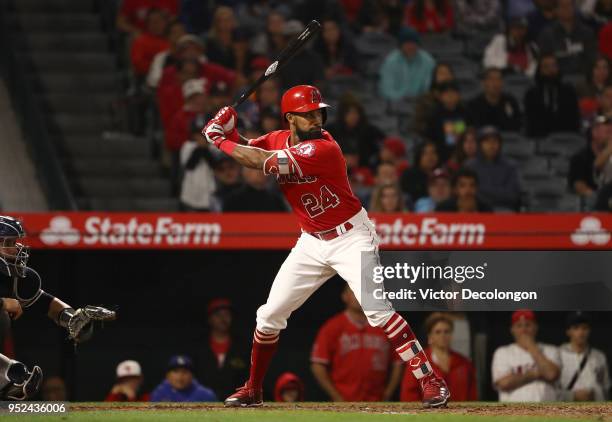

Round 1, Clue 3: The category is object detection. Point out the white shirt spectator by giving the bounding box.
[492,343,561,402]
[147,50,170,88]
[180,141,216,210]
[558,343,610,401]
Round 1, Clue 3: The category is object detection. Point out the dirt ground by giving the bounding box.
[69,402,612,420]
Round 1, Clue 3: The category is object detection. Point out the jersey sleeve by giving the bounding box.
[264,140,341,177]
[491,347,510,387]
[310,320,337,365]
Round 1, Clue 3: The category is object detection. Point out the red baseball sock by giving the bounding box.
[248,329,279,390]
[383,313,434,380]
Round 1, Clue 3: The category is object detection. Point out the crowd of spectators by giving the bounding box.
[92,297,608,403]
[113,0,612,213]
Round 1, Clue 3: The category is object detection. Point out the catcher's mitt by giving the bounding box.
[68,305,116,343]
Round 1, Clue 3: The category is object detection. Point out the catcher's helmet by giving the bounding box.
[0,216,29,278]
[281,85,330,122]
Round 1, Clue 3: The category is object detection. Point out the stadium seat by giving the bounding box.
[528,194,581,212]
[504,74,532,104]
[8,13,101,32]
[518,157,551,181]
[420,34,464,59]
[354,32,397,59]
[22,32,108,52]
[526,177,567,198]
[549,157,571,176]
[10,0,96,14]
[503,141,536,162]
[538,132,586,157]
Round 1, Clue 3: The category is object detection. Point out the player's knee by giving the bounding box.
[255,304,288,334]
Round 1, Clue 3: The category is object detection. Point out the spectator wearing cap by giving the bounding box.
[436,167,493,212]
[211,157,243,211]
[274,372,305,402]
[400,141,441,202]
[147,20,187,88]
[483,17,538,77]
[465,127,521,211]
[446,127,478,172]
[223,166,288,212]
[401,313,477,402]
[413,63,456,137]
[379,137,409,174]
[130,8,170,78]
[116,0,178,36]
[491,310,561,402]
[151,355,217,402]
[326,93,385,169]
[569,114,612,199]
[403,0,454,34]
[524,54,581,138]
[379,26,436,101]
[179,115,217,212]
[537,0,597,76]
[424,81,468,160]
[467,69,522,132]
[313,17,359,79]
[559,312,610,401]
[193,299,249,401]
[166,78,209,193]
[414,168,451,212]
[277,20,325,90]
[105,360,150,402]
[369,182,406,213]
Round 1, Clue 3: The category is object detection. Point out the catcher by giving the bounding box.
[0,215,116,400]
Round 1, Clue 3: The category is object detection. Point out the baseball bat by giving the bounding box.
[231,20,321,108]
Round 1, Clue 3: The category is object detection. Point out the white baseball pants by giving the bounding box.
[256,208,395,334]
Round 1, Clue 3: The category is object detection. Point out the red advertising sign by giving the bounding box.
[11,212,612,250]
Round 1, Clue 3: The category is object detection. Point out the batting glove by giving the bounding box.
[213,106,239,142]
[203,119,227,148]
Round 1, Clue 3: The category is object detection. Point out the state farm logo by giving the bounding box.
[40,216,221,246]
[373,217,485,246]
[40,216,80,245]
[571,217,610,246]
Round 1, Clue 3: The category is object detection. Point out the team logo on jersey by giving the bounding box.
[293,142,315,158]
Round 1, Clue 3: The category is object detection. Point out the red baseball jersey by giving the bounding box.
[249,130,362,233]
[400,347,477,401]
[311,312,401,401]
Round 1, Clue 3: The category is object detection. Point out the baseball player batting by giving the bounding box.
[203,85,450,408]
[0,216,116,400]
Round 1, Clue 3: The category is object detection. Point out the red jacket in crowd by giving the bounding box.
[131,33,170,76]
[157,61,236,131]
[119,0,178,32]
[311,312,401,402]
[404,1,454,33]
[400,347,477,402]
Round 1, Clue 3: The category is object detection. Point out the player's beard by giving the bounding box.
[295,126,323,141]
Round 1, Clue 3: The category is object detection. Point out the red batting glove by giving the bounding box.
[213,106,239,143]
[202,119,226,148]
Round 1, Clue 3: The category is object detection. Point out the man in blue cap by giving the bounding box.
[379,26,436,100]
[150,355,217,402]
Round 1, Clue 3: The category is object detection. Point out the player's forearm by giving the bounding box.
[230,144,272,170]
[311,363,343,401]
[383,363,404,400]
[47,297,71,322]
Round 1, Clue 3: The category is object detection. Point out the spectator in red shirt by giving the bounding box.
[404,0,454,34]
[117,0,178,36]
[600,21,612,60]
[274,372,305,402]
[310,284,403,402]
[379,137,410,175]
[130,8,170,78]
[157,35,238,130]
[105,360,150,402]
[400,313,477,402]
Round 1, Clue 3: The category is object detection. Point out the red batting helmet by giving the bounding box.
[280,85,330,122]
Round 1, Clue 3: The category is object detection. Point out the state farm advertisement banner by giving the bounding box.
[11,213,612,250]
